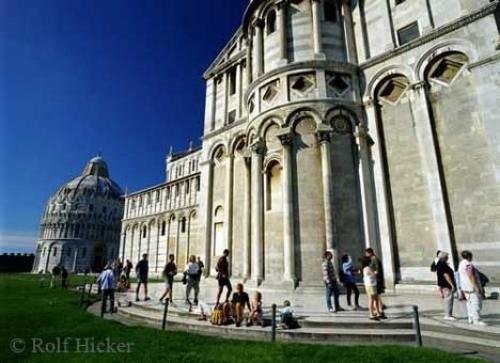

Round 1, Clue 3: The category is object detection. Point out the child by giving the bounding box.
[248,291,264,327]
[280,300,300,329]
[362,257,381,320]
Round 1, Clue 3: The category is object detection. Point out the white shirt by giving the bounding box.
[185,262,200,276]
[458,259,475,292]
[363,266,377,287]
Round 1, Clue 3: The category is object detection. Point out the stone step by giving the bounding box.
[116,306,416,344]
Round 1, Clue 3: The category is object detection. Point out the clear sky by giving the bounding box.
[0,0,248,253]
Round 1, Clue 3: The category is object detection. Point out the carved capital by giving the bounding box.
[411,81,429,92]
[277,132,293,147]
[250,139,266,156]
[316,130,332,143]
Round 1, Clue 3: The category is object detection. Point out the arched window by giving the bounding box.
[266,161,282,211]
[67,247,72,257]
[324,0,337,22]
[75,224,80,238]
[266,9,277,35]
[53,247,57,257]
[181,217,187,233]
[142,226,147,238]
[161,221,166,236]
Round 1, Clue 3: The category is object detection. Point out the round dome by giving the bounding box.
[54,157,123,201]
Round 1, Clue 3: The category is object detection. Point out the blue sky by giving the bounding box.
[0,0,248,253]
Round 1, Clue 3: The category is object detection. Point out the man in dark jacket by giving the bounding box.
[135,254,150,302]
[215,249,232,306]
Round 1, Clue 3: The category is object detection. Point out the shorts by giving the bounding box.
[365,285,376,296]
[165,277,174,289]
[138,275,148,284]
[218,276,231,288]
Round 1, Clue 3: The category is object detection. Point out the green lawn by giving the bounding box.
[0,274,477,363]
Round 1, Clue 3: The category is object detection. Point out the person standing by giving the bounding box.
[322,250,343,313]
[61,267,69,289]
[196,256,204,280]
[50,264,61,288]
[124,259,133,282]
[341,254,361,310]
[135,254,150,302]
[97,263,115,318]
[184,255,200,306]
[365,248,386,319]
[215,249,232,306]
[361,257,381,320]
[458,251,486,326]
[435,251,456,320]
[160,254,177,304]
[231,283,251,327]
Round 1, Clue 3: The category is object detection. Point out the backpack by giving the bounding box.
[210,306,224,326]
[430,261,437,272]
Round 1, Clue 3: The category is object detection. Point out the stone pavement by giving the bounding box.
[91,281,499,362]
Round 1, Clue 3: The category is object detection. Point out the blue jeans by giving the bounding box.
[325,281,340,311]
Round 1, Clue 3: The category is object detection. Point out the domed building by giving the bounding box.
[33,157,124,273]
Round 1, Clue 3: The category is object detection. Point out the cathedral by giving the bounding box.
[33,157,124,273]
[120,0,500,290]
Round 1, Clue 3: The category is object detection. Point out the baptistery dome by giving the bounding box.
[32,157,124,273]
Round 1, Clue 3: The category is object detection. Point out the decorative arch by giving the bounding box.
[257,115,284,138]
[263,152,282,170]
[230,134,247,155]
[423,51,469,87]
[366,64,414,100]
[325,106,359,134]
[415,40,477,82]
[208,141,228,161]
[374,73,411,106]
[285,107,323,129]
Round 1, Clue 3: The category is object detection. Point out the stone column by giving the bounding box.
[223,71,228,125]
[311,0,324,58]
[410,82,455,267]
[175,216,181,262]
[245,38,253,85]
[317,126,335,251]
[364,97,395,287]
[120,232,127,261]
[356,124,378,250]
[277,0,288,64]
[224,154,234,273]
[250,139,265,284]
[341,0,358,63]
[278,131,296,282]
[155,224,160,273]
[237,62,243,118]
[254,19,265,76]
[202,160,214,276]
[243,153,252,279]
[211,79,217,130]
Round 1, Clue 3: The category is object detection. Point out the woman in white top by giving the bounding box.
[184,255,200,308]
[362,257,381,320]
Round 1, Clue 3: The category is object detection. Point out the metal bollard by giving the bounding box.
[162,300,169,330]
[79,284,86,307]
[85,283,93,307]
[271,304,277,342]
[412,305,423,347]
